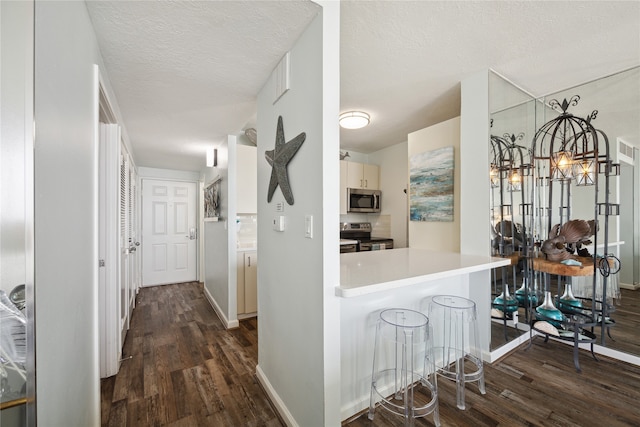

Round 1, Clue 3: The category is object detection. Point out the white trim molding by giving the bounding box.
[203,285,239,329]
[256,365,298,427]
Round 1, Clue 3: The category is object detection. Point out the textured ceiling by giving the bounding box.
[340,0,640,153]
[86,0,321,171]
[86,1,640,172]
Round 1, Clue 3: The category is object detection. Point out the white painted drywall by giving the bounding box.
[33,1,127,424]
[201,137,237,327]
[368,141,409,248]
[460,71,491,257]
[137,167,200,182]
[256,2,341,425]
[1,2,35,423]
[619,145,639,287]
[236,144,257,214]
[459,70,495,354]
[408,117,461,252]
[0,1,31,294]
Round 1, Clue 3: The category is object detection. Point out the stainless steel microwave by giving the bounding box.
[347,188,381,213]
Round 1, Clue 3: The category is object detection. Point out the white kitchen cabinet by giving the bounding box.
[340,160,348,214]
[244,251,257,313]
[345,161,379,190]
[237,253,245,313]
[237,250,257,315]
[237,144,257,213]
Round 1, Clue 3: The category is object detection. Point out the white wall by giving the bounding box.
[256,2,341,425]
[1,1,35,423]
[619,148,639,287]
[408,117,461,252]
[201,137,238,328]
[460,71,491,257]
[368,141,409,248]
[33,1,127,424]
[1,1,32,294]
[138,166,200,182]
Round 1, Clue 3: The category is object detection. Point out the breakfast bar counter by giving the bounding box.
[338,248,510,297]
[338,248,509,421]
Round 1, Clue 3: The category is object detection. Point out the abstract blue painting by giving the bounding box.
[410,146,454,222]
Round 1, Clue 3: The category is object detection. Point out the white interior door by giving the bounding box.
[98,122,122,378]
[119,152,130,344]
[127,162,139,322]
[142,179,197,286]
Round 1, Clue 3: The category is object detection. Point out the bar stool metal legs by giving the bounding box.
[429,295,485,410]
[368,308,440,426]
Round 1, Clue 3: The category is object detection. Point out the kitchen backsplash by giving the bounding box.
[371,215,391,238]
[237,214,257,249]
[340,213,391,238]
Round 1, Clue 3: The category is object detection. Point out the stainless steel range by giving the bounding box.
[340,222,394,252]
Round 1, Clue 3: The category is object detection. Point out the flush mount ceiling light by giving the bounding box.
[339,111,370,129]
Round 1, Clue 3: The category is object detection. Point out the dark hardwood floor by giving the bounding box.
[602,288,640,355]
[103,282,640,427]
[100,282,282,426]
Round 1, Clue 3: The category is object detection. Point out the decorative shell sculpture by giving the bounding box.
[556,219,592,244]
[541,219,596,262]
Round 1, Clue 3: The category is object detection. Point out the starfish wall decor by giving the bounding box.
[265,116,306,205]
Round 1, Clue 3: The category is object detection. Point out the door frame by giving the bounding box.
[96,65,123,378]
[95,65,141,378]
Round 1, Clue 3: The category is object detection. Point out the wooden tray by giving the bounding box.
[532,256,596,276]
[497,252,521,266]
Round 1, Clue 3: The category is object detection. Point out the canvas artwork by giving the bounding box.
[410,146,454,222]
[204,178,221,220]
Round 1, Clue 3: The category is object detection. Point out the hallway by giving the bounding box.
[100,282,282,426]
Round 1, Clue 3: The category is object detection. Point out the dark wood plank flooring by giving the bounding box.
[103,282,640,427]
[603,288,640,355]
[346,336,640,426]
[100,282,282,426]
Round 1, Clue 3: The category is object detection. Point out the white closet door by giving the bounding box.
[119,152,130,344]
[98,123,122,378]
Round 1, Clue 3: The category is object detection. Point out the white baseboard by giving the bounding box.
[487,330,532,363]
[203,286,239,329]
[256,365,298,427]
[620,282,640,290]
[238,312,257,320]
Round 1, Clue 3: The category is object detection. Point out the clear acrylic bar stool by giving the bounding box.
[368,308,440,427]
[428,295,485,410]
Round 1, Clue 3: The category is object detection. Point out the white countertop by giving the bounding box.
[338,248,510,297]
[340,239,359,245]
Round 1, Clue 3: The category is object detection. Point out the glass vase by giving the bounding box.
[515,279,538,307]
[493,284,519,314]
[536,291,565,328]
[558,282,582,310]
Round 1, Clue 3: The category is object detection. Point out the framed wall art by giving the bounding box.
[204,176,221,221]
[410,146,454,222]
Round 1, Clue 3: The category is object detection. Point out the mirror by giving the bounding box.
[488,71,537,350]
[538,67,640,356]
[488,67,640,356]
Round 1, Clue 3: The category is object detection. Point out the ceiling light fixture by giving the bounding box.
[339,111,370,129]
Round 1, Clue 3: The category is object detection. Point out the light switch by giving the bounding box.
[273,216,286,232]
[305,214,313,238]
